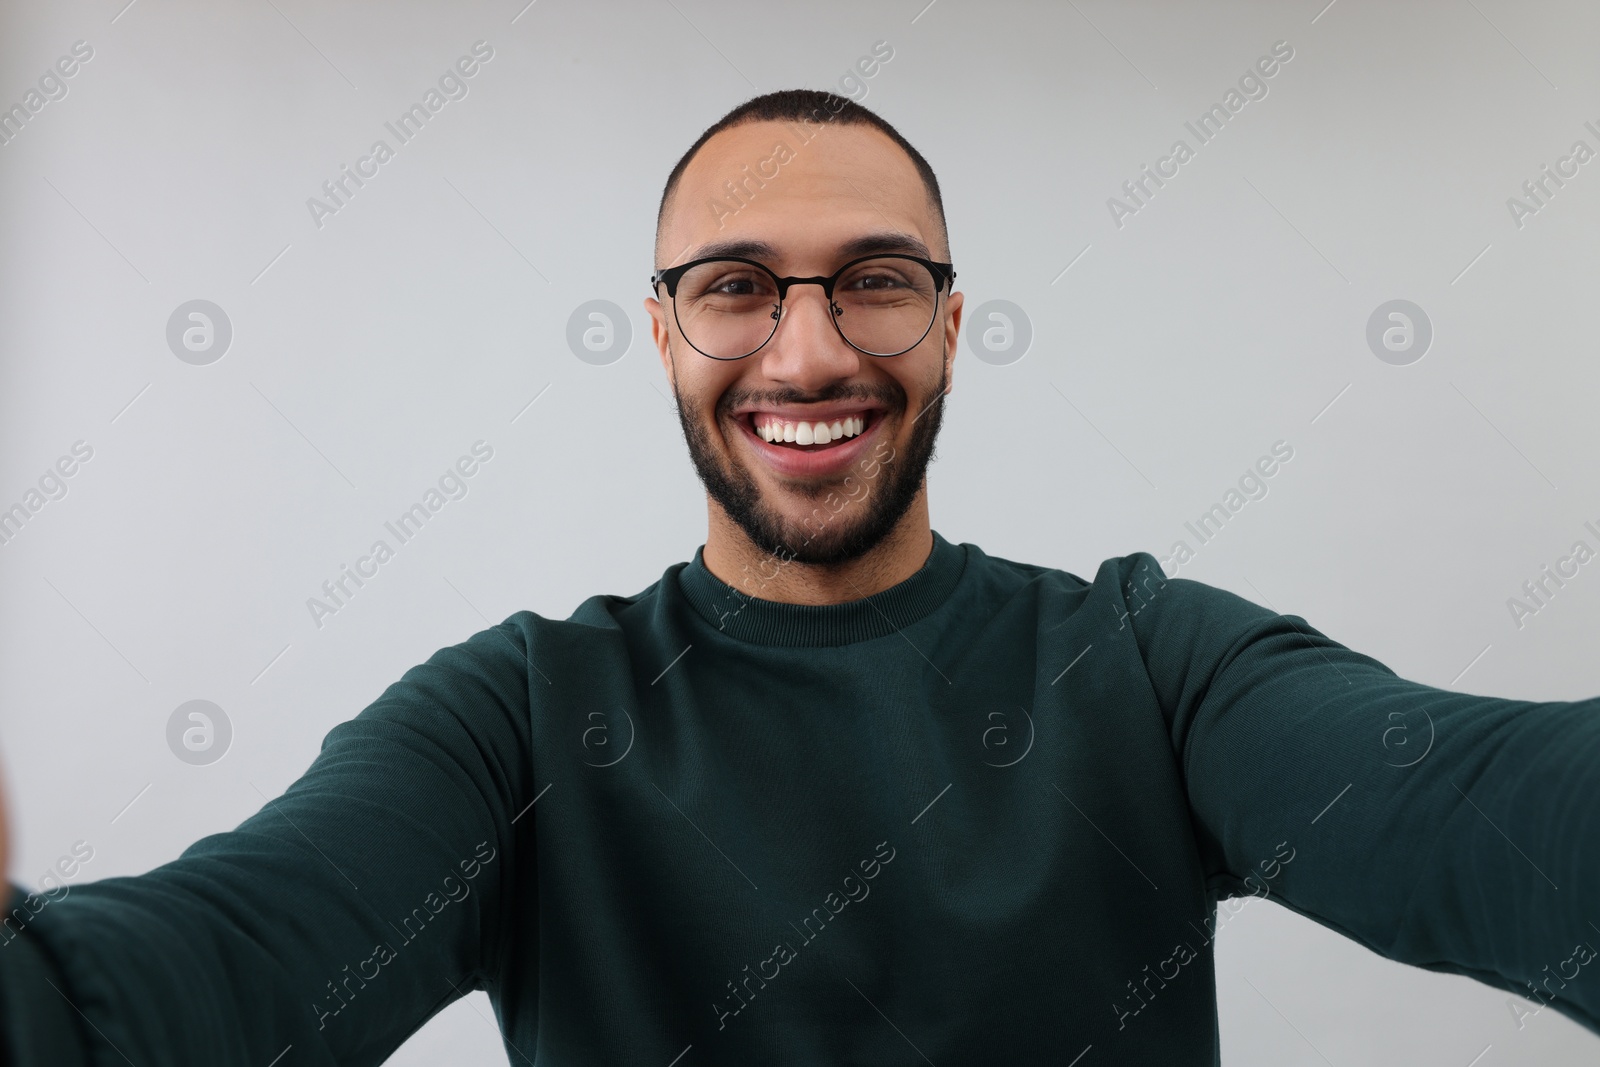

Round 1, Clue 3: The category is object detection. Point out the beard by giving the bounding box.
[671,347,948,568]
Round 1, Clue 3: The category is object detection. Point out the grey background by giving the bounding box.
[2,0,1597,1062]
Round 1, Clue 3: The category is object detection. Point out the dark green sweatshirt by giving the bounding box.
[3,531,1598,1065]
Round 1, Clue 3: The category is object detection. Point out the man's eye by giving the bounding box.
[849,272,906,290]
[706,275,767,297]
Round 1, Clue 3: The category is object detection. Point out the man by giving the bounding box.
[1,88,1597,1066]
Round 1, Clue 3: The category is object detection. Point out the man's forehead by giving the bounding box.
[659,119,938,267]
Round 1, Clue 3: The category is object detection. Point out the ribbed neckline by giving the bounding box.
[676,530,967,647]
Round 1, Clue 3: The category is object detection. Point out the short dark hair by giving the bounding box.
[654,89,948,263]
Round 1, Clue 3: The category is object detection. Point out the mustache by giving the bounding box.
[716,383,904,419]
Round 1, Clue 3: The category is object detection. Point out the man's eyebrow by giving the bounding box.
[681,237,781,262]
[836,231,933,261]
[677,231,934,267]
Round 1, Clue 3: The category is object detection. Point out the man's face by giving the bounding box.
[646,119,963,567]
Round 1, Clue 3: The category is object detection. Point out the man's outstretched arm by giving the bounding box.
[1120,552,1600,1033]
[0,616,539,1066]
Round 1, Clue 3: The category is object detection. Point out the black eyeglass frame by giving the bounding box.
[650,253,957,361]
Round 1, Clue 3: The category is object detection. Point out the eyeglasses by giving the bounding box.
[651,253,955,361]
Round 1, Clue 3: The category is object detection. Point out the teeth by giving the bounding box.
[753,413,869,445]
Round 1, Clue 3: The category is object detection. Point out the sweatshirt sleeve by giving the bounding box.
[1118,552,1600,1035]
[0,615,538,1067]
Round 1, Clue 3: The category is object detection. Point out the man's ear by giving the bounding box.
[941,289,963,395]
[644,295,674,391]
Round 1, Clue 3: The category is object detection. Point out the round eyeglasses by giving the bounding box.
[651,253,955,361]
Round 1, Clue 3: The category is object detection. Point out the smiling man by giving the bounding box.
[3,89,1600,1067]
[648,93,960,598]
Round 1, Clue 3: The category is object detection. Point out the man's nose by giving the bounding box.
[757,284,862,389]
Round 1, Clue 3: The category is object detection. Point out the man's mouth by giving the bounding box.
[728,403,890,478]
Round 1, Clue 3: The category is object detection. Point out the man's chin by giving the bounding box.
[746,514,881,567]
[746,467,845,502]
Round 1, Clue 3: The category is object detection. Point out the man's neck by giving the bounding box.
[700,498,934,607]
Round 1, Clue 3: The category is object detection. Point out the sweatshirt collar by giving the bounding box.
[676,530,967,647]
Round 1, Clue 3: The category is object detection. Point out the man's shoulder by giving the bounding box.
[416,577,672,677]
[962,540,1277,640]
[963,539,1163,596]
